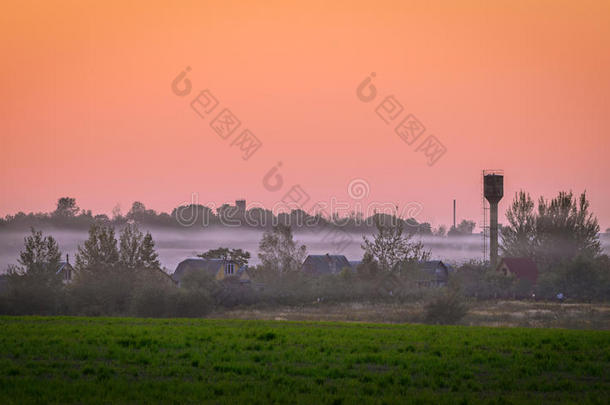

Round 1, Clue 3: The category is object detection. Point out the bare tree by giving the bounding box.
[362,214,430,272]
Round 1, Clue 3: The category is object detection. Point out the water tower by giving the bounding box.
[483,171,503,268]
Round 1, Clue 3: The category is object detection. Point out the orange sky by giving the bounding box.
[1,0,609,230]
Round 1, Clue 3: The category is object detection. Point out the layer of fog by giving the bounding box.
[1,228,609,274]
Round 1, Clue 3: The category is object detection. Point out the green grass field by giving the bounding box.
[0,317,608,404]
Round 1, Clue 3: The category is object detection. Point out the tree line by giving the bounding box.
[0,197,478,236]
[498,190,609,300]
[0,211,449,317]
[1,189,607,318]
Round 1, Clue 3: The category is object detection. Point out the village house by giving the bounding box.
[496,257,539,285]
[302,256,454,288]
[149,267,178,286]
[54,255,174,286]
[171,258,250,287]
[415,260,454,287]
[302,254,352,276]
[56,254,75,284]
[348,260,362,269]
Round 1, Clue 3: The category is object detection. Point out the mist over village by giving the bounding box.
[1,1,609,404]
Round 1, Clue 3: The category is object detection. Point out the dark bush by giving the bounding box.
[167,289,212,318]
[424,290,469,325]
[535,255,610,301]
[131,284,171,317]
[67,271,136,316]
[0,274,63,315]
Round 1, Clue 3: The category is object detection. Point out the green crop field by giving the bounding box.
[0,317,608,404]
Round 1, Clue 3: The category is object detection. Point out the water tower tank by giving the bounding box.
[484,174,504,204]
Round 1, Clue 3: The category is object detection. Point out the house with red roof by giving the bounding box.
[496,257,539,285]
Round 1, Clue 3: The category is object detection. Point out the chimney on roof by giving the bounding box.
[235,199,246,213]
[66,254,69,263]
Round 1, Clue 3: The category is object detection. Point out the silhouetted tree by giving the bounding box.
[258,224,307,273]
[502,190,601,268]
[433,225,447,237]
[75,222,119,273]
[126,201,158,223]
[16,228,62,277]
[362,214,430,272]
[139,232,161,270]
[111,204,122,221]
[54,197,79,218]
[501,191,537,258]
[118,223,143,269]
[355,251,381,278]
[536,191,601,266]
[199,248,250,268]
[117,224,161,270]
[418,222,433,235]
[171,204,215,227]
[448,220,476,236]
[130,201,146,215]
[2,229,64,315]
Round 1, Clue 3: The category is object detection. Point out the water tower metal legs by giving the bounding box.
[489,202,498,269]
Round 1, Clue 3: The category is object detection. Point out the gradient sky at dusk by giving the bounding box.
[1,0,609,230]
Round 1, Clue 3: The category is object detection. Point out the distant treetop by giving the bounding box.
[1,196,435,235]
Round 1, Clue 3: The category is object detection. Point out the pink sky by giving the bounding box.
[1,1,609,230]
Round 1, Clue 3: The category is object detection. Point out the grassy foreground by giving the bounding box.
[0,317,609,404]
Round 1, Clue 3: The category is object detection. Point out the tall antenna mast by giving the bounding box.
[453,199,456,229]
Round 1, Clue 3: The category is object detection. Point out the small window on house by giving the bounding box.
[225,262,235,275]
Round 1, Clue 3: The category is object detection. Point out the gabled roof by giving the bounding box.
[302,254,351,275]
[172,258,224,282]
[172,258,247,283]
[152,267,178,285]
[418,260,449,272]
[416,260,451,283]
[348,261,362,269]
[498,257,539,284]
